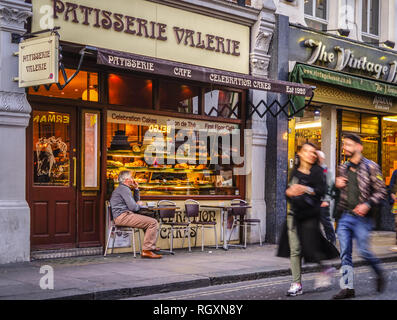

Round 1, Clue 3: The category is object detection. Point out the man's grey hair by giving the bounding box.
[118,170,132,183]
[316,150,325,160]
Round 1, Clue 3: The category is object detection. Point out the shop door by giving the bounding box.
[29,106,77,249]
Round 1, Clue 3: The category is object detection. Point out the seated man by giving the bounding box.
[110,170,162,259]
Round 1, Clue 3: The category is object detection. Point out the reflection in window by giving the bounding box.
[362,0,379,38]
[204,89,240,119]
[28,69,98,101]
[108,74,153,108]
[106,112,241,196]
[159,81,199,114]
[33,110,70,186]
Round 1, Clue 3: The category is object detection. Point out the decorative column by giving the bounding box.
[245,0,275,244]
[0,0,32,264]
[265,13,289,244]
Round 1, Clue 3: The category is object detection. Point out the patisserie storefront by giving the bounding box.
[26,0,312,254]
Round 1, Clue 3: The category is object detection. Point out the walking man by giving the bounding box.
[316,150,336,245]
[332,134,387,299]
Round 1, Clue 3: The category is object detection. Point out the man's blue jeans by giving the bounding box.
[337,212,382,275]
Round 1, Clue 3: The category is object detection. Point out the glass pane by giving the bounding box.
[369,0,379,35]
[382,116,397,185]
[108,74,152,108]
[361,114,379,134]
[342,111,360,133]
[106,111,241,196]
[305,19,328,31]
[294,107,322,151]
[362,0,368,33]
[83,112,99,189]
[316,0,327,20]
[29,69,98,101]
[33,110,70,186]
[305,0,314,16]
[204,89,240,119]
[159,81,200,114]
[361,135,378,163]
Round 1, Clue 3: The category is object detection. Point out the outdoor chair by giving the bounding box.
[183,199,218,251]
[104,201,142,257]
[227,199,262,248]
[156,200,191,254]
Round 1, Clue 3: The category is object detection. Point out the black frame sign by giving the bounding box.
[97,48,313,97]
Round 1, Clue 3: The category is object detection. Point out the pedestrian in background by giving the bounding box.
[332,134,387,299]
[277,142,339,297]
[388,168,397,252]
[316,150,337,245]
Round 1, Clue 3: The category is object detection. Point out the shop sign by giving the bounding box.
[18,34,59,87]
[107,110,239,132]
[98,48,313,96]
[373,96,393,111]
[33,112,70,124]
[31,0,249,74]
[289,26,397,84]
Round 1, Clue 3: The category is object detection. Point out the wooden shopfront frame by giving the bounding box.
[27,52,248,250]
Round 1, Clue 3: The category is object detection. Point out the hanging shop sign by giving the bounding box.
[98,48,313,96]
[18,34,59,87]
[31,0,249,74]
[289,25,397,84]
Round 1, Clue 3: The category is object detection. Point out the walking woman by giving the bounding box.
[277,142,339,296]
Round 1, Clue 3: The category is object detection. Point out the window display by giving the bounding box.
[106,110,241,196]
[32,110,71,186]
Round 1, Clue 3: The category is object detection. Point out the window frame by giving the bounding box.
[361,0,380,39]
[304,0,329,29]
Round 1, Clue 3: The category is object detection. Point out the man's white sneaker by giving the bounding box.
[286,282,303,296]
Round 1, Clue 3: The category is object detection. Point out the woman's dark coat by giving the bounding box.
[277,164,340,263]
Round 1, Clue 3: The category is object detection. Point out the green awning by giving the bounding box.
[291,63,397,98]
[289,63,397,116]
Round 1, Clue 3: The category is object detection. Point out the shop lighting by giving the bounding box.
[326,29,350,37]
[383,116,397,122]
[314,109,321,116]
[295,120,322,129]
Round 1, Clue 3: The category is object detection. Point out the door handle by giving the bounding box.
[73,156,77,187]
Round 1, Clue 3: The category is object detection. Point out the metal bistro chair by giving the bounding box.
[104,201,142,258]
[156,200,191,254]
[183,199,218,252]
[227,199,262,248]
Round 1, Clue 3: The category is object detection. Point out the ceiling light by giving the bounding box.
[295,120,322,129]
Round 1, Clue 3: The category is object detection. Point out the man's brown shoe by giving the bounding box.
[332,288,355,299]
[141,250,162,259]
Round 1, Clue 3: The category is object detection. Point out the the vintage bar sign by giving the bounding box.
[18,34,59,88]
[98,48,313,97]
[289,25,397,85]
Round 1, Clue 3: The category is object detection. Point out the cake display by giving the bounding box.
[109,130,131,150]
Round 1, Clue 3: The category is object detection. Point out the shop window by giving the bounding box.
[159,80,199,114]
[362,0,379,42]
[108,74,153,109]
[293,106,322,150]
[106,111,241,197]
[340,111,379,164]
[382,116,397,185]
[204,89,240,119]
[304,0,328,31]
[28,69,98,102]
[32,110,71,186]
[342,111,360,133]
[361,114,379,134]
